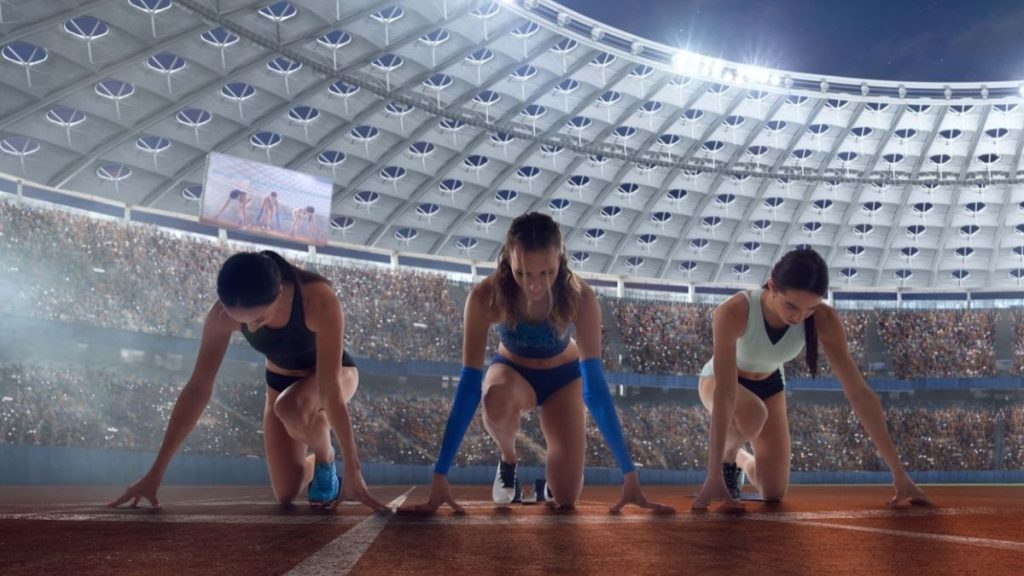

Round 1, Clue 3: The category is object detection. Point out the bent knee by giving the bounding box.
[759,484,788,502]
[272,483,304,504]
[272,396,304,427]
[482,386,519,420]
[550,487,580,508]
[340,368,358,404]
[545,474,583,508]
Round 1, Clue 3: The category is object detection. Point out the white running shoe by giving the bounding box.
[492,460,520,504]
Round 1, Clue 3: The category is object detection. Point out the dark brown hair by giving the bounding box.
[217,250,329,308]
[490,212,581,334]
[764,248,829,377]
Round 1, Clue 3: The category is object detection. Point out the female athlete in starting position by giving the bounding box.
[403,212,673,514]
[692,248,932,510]
[110,250,385,511]
[212,189,250,226]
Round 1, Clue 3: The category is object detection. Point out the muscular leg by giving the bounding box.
[698,375,769,486]
[749,391,792,501]
[538,379,585,508]
[273,375,332,463]
[272,366,359,479]
[263,389,308,504]
[481,364,537,464]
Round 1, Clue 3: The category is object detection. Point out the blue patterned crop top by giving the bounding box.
[495,319,574,359]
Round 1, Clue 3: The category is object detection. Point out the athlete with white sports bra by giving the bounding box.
[692,248,932,511]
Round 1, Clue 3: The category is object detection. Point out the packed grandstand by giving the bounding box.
[1,195,1021,474]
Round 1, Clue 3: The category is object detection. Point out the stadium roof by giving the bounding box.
[3,0,1024,289]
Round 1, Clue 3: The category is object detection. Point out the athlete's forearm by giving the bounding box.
[706,381,735,475]
[323,389,362,470]
[846,386,908,479]
[151,384,211,477]
[706,353,738,474]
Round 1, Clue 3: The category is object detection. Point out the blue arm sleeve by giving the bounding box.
[433,366,484,476]
[580,358,636,475]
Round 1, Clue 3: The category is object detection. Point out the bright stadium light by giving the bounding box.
[671,50,701,74]
[739,65,771,85]
[709,59,723,79]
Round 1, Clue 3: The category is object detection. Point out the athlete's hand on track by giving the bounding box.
[889,475,933,508]
[691,473,743,512]
[397,474,464,514]
[611,471,675,514]
[335,466,389,513]
[107,470,162,509]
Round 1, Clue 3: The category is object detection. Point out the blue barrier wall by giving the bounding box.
[2,445,1021,486]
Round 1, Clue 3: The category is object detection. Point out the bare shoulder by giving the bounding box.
[466,277,498,322]
[813,302,844,341]
[468,277,495,307]
[205,300,239,336]
[577,278,596,302]
[302,280,341,319]
[714,291,749,324]
[572,279,599,325]
[302,279,338,304]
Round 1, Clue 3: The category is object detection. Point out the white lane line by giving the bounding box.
[286,487,415,576]
[387,506,1017,526]
[0,496,261,515]
[754,517,1024,552]
[0,512,363,525]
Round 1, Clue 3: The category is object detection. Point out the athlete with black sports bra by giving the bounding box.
[109,250,385,511]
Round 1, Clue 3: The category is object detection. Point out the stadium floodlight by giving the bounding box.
[739,65,771,85]
[709,59,724,79]
[671,50,702,75]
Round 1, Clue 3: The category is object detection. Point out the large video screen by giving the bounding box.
[199,152,332,246]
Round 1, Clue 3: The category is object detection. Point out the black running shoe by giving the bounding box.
[722,462,744,500]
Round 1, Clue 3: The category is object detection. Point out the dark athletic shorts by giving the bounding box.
[265,351,356,392]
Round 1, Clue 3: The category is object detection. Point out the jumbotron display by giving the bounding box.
[200,152,332,246]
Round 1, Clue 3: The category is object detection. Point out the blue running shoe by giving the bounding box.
[309,460,340,505]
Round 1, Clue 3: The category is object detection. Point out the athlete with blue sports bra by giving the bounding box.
[402,212,673,513]
[109,250,386,512]
[692,248,932,511]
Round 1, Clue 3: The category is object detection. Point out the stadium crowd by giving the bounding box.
[876,310,997,379]
[2,197,1023,475]
[1,363,1014,472]
[0,198,1017,380]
